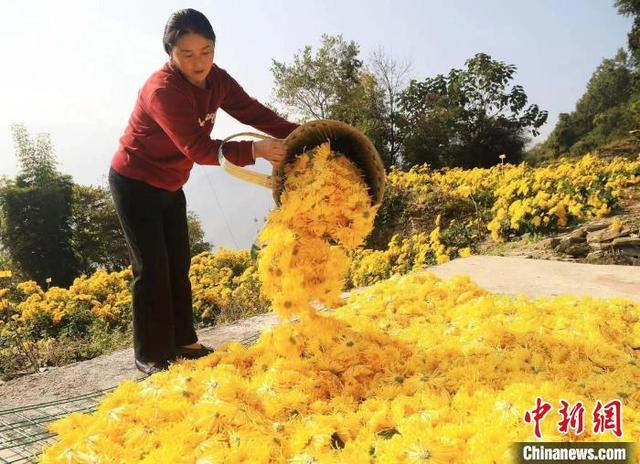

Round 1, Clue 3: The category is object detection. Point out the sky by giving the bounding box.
[0,1,632,250]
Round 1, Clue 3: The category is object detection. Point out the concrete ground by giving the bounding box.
[427,255,640,302]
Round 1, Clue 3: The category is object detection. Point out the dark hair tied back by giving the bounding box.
[163,8,216,55]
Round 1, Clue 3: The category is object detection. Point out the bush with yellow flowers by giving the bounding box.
[0,269,135,379]
[440,154,639,242]
[0,249,268,379]
[357,153,640,285]
[368,165,486,252]
[484,155,634,241]
[190,249,269,324]
[348,213,452,288]
[8,268,134,336]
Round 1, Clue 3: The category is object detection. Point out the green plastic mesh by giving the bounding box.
[0,330,264,463]
[0,389,114,463]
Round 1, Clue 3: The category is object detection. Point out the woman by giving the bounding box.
[109,8,298,375]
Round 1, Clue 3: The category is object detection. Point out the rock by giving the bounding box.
[556,239,572,253]
[586,232,604,244]
[585,250,606,262]
[538,237,561,249]
[557,237,587,252]
[564,243,591,257]
[612,237,640,247]
[588,241,612,250]
[617,247,640,258]
[569,228,587,239]
[588,227,631,243]
[585,222,610,232]
[568,234,586,244]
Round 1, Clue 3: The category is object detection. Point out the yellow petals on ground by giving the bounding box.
[39,273,640,463]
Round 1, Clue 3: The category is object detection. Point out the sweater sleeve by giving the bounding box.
[147,85,254,167]
[219,69,299,139]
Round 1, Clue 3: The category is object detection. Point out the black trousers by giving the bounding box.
[108,167,198,362]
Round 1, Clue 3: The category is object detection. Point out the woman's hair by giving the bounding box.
[163,8,216,55]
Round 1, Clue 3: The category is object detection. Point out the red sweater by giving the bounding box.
[111,61,298,191]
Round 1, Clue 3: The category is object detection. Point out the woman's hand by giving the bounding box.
[252,138,287,167]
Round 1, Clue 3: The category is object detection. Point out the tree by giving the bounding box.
[70,185,129,274]
[0,125,213,285]
[616,0,640,65]
[271,34,363,121]
[370,48,412,166]
[187,211,212,256]
[397,53,547,169]
[271,35,395,168]
[10,124,58,185]
[531,49,635,160]
[576,49,633,118]
[0,124,78,287]
[71,186,212,274]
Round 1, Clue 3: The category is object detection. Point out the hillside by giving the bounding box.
[480,180,640,265]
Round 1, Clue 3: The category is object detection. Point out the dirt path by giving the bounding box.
[0,313,283,410]
[1,256,638,410]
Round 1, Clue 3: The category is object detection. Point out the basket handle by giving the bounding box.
[217,132,275,189]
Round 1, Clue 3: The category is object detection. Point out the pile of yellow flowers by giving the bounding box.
[256,142,377,318]
[40,273,640,463]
